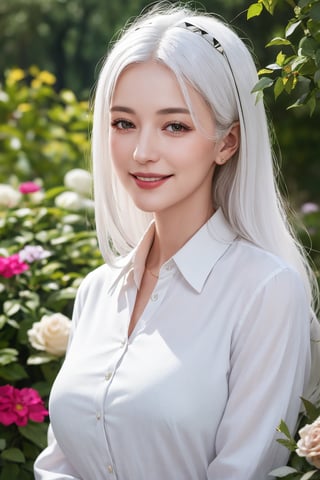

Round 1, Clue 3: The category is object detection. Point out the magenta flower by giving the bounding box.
[19,181,41,194]
[0,385,48,427]
[0,254,29,278]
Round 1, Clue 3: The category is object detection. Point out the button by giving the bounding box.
[151,293,158,302]
[96,412,101,420]
[105,372,112,381]
[107,464,114,473]
[165,263,173,271]
[120,339,126,347]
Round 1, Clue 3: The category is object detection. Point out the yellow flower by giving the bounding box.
[7,69,25,86]
[38,71,56,85]
[17,103,32,113]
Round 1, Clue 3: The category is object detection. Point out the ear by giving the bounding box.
[215,122,240,165]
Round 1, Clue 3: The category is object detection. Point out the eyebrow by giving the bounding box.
[110,106,190,115]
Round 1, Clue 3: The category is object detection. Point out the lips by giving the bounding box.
[130,172,172,189]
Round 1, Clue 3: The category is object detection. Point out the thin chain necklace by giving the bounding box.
[145,266,159,279]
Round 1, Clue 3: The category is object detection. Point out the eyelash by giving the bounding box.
[111,119,134,130]
[110,119,192,134]
[163,122,191,134]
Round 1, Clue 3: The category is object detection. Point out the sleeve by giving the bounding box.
[34,273,92,479]
[207,268,311,480]
[34,425,81,479]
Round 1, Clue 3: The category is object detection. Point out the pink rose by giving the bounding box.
[0,384,48,427]
[19,181,41,194]
[296,417,320,468]
[0,254,29,278]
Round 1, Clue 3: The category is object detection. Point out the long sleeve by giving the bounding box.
[34,425,81,479]
[33,273,91,480]
[207,268,311,480]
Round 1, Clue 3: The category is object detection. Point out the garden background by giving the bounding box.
[0,0,320,479]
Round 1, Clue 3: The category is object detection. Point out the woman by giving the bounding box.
[34,4,319,479]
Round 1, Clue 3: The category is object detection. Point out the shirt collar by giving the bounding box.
[108,208,237,293]
[173,208,237,293]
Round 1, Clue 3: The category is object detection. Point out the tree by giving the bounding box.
[248,0,320,115]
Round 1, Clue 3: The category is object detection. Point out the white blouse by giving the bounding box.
[34,209,311,480]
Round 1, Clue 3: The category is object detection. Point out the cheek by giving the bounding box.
[109,135,128,168]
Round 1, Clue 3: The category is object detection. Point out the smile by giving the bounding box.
[131,173,172,190]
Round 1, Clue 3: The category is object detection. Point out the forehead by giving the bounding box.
[111,60,212,119]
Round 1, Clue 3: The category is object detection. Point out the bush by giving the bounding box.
[0,171,102,479]
[0,67,91,188]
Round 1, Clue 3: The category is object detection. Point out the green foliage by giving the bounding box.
[248,0,320,115]
[0,174,102,477]
[0,67,91,187]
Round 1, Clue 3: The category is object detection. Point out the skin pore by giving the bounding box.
[109,60,239,335]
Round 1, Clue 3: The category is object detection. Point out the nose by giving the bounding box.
[133,128,159,164]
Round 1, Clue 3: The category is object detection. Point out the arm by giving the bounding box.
[34,425,81,479]
[207,268,311,480]
[33,273,92,479]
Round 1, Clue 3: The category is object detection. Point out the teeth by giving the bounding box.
[136,176,164,182]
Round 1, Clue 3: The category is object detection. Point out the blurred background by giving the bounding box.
[0,0,320,202]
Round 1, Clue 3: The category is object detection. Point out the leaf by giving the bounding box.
[276,51,286,67]
[277,438,298,451]
[299,37,318,57]
[18,422,48,449]
[269,466,298,476]
[3,300,21,317]
[286,21,302,38]
[1,447,25,463]
[266,37,292,47]
[0,348,18,366]
[310,4,320,21]
[277,419,293,439]
[301,471,319,480]
[0,438,6,450]
[27,353,57,365]
[251,77,274,93]
[0,363,28,381]
[247,2,263,19]
[274,77,285,99]
[258,68,274,75]
[301,397,320,422]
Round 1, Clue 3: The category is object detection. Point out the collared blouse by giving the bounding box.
[34,209,311,480]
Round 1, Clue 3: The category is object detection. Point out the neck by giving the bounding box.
[146,204,214,271]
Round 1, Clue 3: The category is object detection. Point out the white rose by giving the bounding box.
[296,417,320,468]
[55,191,84,211]
[27,313,72,356]
[64,168,92,196]
[0,184,21,208]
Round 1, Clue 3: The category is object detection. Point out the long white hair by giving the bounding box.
[91,3,318,314]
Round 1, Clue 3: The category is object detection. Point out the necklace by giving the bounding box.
[145,266,159,279]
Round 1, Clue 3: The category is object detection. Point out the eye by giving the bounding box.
[111,119,135,130]
[164,122,191,134]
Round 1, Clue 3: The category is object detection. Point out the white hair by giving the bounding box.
[91,3,318,313]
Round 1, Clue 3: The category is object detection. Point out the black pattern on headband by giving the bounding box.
[180,22,224,55]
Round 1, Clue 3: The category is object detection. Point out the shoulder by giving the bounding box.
[223,238,306,301]
[75,259,126,307]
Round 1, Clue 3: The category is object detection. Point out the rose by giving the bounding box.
[27,313,72,356]
[0,184,21,208]
[296,416,320,468]
[64,168,92,196]
[0,384,48,427]
[0,254,29,278]
[55,191,85,211]
[19,181,41,194]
